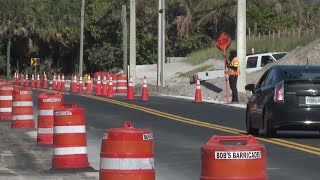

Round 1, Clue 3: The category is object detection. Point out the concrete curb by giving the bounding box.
[157,94,246,109]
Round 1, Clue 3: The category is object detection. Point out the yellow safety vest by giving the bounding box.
[228,57,240,76]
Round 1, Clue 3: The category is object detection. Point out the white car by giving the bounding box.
[246,52,287,73]
[194,52,287,82]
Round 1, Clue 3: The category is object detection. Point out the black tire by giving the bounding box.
[246,108,259,136]
[263,109,277,138]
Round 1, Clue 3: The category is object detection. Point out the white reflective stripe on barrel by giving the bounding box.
[0,96,12,100]
[54,147,87,155]
[13,101,33,106]
[0,87,13,90]
[54,125,86,134]
[116,80,127,83]
[38,110,54,116]
[0,108,12,112]
[12,115,34,120]
[100,158,154,170]
[38,128,53,134]
[116,87,127,90]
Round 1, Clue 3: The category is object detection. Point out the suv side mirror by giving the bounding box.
[245,84,255,91]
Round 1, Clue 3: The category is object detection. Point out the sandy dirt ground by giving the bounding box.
[135,39,320,105]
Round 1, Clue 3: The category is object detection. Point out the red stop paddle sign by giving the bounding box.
[215,32,232,51]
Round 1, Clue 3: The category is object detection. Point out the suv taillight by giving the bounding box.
[274,81,284,103]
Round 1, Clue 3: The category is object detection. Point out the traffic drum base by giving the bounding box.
[52,154,90,169]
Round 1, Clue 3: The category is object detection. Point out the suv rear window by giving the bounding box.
[282,68,320,80]
[273,53,287,60]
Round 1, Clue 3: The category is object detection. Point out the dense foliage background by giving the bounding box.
[0,0,319,75]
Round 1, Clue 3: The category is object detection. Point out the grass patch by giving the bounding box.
[187,34,320,66]
[179,65,215,77]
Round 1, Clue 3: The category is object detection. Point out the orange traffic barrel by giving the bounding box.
[52,104,90,169]
[37,92,64,145]
[100,121,155,180]
[200,135,267,180]
[0,79,7,85]
[116,73,127,94]
[11,86,35,129]
[0,84,14,121]
[112,74,117,91]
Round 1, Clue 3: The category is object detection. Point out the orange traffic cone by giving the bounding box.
[102,76,108,96]
[72,75,77,93]
[194,77,202,103]
[141,76,149,101]
[52,74,57,90]
[61,74,66,91]
[86,74,92,95]
[31,74,35,87]
[107,77,114,98]
[20,74,24,86]
[36,74,41,88]
[79,76,83,94]
[13,72,16,84]
[126,77,134,100]
[17,73,20,84]
[57,74,61,90]
[95,75,102,95]
[25,74,29,87]
[43,72,48,89]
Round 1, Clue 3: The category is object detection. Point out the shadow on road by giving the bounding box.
[200,81,223,93]
[275,131,320,139]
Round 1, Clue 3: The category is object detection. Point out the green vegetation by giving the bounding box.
[0,0,319,76]
[187,32,320,65]
[187,43,237,66]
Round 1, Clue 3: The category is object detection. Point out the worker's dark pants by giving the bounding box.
[229,75,238,102]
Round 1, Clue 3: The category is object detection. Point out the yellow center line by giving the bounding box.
[269,138,320,152]
[32,89,320,155]
[82,94,320,155]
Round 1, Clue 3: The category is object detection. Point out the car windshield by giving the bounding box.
[283,68,320,80]
[272,53,287,60]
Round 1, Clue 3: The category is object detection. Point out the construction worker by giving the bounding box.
[227,50,240,103]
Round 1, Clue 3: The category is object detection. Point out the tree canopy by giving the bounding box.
[0,0,319,75]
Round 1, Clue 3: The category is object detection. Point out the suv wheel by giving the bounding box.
[246,108,259,136]
[263,109,277,138]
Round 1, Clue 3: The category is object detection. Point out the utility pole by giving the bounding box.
[157,0,161,87]
[237,0,246,93]
[79,0,85,78]
[122,5,128,75]
[158,0,165,87]
[6,38,11,81]
[129,0,136,82]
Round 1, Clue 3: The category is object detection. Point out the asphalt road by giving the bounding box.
[29,90,320,180]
